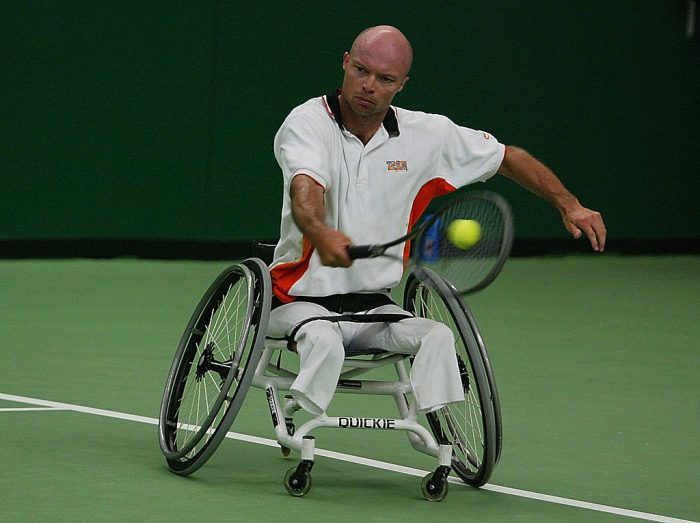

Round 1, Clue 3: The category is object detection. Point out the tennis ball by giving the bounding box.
[447,219,482,250]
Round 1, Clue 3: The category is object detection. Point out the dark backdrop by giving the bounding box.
[2,1,698,250]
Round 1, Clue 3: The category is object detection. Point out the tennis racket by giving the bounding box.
[347,191,514,295]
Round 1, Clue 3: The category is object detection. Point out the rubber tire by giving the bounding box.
[404,267,500,487]
[158,258,271,475]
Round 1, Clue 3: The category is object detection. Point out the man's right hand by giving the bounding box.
[313,228,354,267]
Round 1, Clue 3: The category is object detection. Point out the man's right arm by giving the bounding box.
[290,174,353,267]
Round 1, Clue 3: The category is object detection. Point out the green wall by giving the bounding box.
[2,1,698,241]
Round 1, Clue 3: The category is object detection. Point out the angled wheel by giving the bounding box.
[158,258,271,475]
[284,466,312,497]
[420,471,449,502]
[404,267,501,487]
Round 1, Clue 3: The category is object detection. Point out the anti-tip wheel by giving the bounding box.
[284,467,312,497]
[280,422,295,457]
[421,472,448,502]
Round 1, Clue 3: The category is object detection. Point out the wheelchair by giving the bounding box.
[158,257,502,501]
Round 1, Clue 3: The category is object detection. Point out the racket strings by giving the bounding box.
[418,195,510,294]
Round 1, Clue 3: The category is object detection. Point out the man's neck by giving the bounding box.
[338,95,385,145]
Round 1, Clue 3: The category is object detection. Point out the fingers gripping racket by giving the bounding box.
[347,191,514,295]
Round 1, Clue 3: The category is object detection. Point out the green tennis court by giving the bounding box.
[1,255,698,522]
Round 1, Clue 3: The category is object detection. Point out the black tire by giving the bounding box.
[403,267,500,487]
[284,467,312,497]
[158,258,271,475]
[420,472,449,502]
[459,294,503,465]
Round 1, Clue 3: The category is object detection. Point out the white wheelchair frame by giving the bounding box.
[256,337,453,499]
[158,257,501,501]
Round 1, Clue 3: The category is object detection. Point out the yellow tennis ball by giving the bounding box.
[447,219,482,250]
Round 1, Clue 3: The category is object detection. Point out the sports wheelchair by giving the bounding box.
[158,257,502,501]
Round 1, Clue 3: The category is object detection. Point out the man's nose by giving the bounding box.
[362,75,376,92]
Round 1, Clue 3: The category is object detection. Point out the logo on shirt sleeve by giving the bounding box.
[386,160,408,173]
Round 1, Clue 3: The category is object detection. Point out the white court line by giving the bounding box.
[0,392,695,523]
[0,407,69,412]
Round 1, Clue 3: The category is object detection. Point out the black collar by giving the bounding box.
[326,89,400,137]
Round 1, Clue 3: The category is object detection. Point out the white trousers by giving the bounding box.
[268,301,465,416]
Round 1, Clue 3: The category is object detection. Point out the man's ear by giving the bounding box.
[398,75,410,92]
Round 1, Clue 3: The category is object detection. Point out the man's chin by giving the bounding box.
[350,102,379,118]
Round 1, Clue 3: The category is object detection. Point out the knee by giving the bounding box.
[422,321,456,356]
[298,320,342,345]
[420,320,454,344]
[296,322,344,361]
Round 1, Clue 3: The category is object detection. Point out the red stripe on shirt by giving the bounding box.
[322,95,335,119]
[270,237,315,303]
[403,178,457,261]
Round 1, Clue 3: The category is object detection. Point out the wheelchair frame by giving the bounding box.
[158,257,501,501]
[257,337,454,499]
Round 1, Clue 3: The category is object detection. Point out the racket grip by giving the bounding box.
[346,245,376,259]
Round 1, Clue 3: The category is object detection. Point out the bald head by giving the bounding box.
[349,26,413,77]
[339,26,412,137]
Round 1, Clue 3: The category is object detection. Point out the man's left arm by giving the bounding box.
[497,145,607,252]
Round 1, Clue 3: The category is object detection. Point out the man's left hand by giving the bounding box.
[561,205,607,252]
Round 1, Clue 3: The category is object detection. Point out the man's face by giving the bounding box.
[341,49,409,120]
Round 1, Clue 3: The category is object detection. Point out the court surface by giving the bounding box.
[1,256,698,522]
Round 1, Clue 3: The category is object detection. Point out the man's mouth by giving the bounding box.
[355,96,374,107]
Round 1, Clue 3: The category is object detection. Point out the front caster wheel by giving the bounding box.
[284,465,312,497]
[421,470,449,502]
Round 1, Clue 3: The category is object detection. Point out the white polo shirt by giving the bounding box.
[271,90,505,303]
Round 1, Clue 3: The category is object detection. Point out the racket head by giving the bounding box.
[412,191,514,295]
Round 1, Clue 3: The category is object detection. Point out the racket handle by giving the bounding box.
[346,244,378,259]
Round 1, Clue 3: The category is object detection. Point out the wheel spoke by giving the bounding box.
[405,270,496,485]
[159,261,269,472]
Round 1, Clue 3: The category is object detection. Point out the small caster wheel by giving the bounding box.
[421,471,448,502]
[284,466,312,497]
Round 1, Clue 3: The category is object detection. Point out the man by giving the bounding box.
[268,26,606,417]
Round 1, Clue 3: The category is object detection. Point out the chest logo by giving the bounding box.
[386,160,408,173]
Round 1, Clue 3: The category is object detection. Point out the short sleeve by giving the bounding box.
[274,114,332,191]
[437,117,506,187]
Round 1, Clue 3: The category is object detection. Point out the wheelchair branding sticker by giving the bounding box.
[265,387,279,427]
[338,417,396,430]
